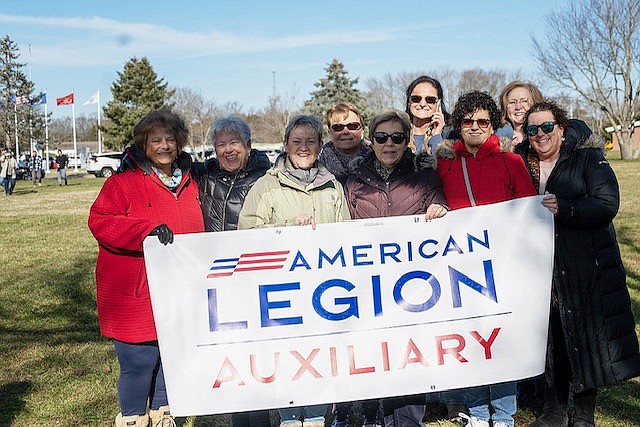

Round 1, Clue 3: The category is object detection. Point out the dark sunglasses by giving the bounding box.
[409,95,438,105]
[330,122,362,132]
[461,118,492,129]
[373,132,406,145]
[525,121,557,137]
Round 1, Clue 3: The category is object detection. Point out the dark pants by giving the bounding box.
[231,410,272,427]
[114,340,168,416]
[3,176,15,195]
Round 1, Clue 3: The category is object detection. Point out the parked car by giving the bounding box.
[16,160,29,180]
[67,153,84,169]
[86,152,123,178]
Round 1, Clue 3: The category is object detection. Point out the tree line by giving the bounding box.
[1,0,638,159]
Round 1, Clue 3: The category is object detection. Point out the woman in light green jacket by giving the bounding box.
[238,114,349,427]
[238,114,350,231]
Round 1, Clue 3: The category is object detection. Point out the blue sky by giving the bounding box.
[1,0,566,119]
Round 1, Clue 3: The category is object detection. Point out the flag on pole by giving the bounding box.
[83,91,99,105]
[30,93,47,106]
[10,94,30,105]
[56,93,74,106]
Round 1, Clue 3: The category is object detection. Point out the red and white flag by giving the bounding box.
[56,93,74,106]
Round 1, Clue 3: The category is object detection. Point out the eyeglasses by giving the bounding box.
[461,118,492,129]
[373,132,406,145]
[330,122,362,132]
[507,98,531,108]
[410,95,438,105]
[525,121,557,137]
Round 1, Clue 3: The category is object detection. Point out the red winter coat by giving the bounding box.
[88,149,204,342]
[436,134,536,209]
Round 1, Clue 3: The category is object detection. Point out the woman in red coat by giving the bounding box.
[89,109,204,427]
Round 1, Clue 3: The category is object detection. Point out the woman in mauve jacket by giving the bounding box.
[89,110,204,427]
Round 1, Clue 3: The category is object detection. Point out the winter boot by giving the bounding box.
[149,405,176,427]
[571,391,596,427]
[114,412,150,427]
[529,386,568,427]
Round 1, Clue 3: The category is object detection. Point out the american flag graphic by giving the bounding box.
[207,250,291,278]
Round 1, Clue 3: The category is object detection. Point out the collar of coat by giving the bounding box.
[348,148,437,175]
[436,133,513,160]
[125,144,193,175]
[270,153,336,190]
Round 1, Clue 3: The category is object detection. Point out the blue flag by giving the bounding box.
[31,93,47,105]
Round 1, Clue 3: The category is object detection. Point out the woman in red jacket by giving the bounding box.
[436,92,536,427]
[89,110,204,427]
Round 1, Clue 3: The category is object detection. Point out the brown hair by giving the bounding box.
[132,109,189,152]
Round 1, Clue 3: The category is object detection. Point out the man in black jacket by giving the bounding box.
[55,149,69,186]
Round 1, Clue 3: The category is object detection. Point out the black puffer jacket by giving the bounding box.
[516,119,640,392]
[192,149,270,231]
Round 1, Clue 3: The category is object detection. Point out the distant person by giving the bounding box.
[405,75,456,155]
[55,149,69,186]
[1,151,17,195]
[89,109,204,427]
[29,150,43,187]
[518,101,640,427]
[319,102,371,184]
[0,148,6,190]
[498,81,544,147]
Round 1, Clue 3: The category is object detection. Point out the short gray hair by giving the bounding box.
[284,115,323,144]
[209,115,251,145]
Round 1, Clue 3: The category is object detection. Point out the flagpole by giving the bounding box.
[45,90,49,172]
[72,90,78,171]
[97,90,102,154]
[14,101,19,158]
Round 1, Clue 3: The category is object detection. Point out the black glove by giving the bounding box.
[149,224,174,245]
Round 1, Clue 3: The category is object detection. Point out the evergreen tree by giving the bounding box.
[0,35,45,155]
[102,57,174,150]
[304,59,369,127]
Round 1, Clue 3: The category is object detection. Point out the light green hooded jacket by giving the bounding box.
[238,154,350,229]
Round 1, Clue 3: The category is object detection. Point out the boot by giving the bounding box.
[571,391,596,427]
[149,405,176,427]
[528,386,568,427]
[114,412,150,427]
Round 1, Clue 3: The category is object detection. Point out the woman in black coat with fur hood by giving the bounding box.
[516,101,640,427]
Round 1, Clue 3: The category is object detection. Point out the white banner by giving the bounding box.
[144,196,554,416]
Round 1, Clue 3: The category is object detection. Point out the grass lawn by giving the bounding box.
[0,158,639,426]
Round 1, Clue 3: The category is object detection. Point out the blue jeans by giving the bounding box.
[279,405,328,423]
[113,340,168,416]
[465,382,517,426]
[3,176,15,195]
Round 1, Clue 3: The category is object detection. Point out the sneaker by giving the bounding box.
[459,413,490,427]
[492,422,512,427]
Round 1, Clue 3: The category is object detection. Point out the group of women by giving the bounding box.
[89,75,640,427]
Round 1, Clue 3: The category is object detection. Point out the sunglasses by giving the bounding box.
[330,122,362,132]
[410,95,438,105]
[525,121,557,137]
[461,118,492,129]
[373,132,406,145]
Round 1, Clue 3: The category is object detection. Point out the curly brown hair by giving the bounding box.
[450,91,501,133]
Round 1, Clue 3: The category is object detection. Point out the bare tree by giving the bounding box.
[171,87,220,160]
[532,0,640,159]
[252,87,301,145]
